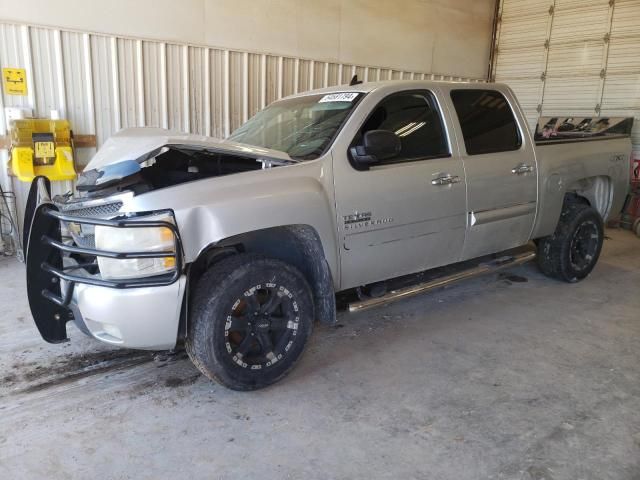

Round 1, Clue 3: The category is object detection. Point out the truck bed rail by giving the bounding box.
[534,116,633,145]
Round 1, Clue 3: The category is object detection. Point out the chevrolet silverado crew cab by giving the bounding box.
[24,80,633,390]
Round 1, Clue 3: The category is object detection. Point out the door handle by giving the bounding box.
[511,163,534,175]
[431,174,461,186]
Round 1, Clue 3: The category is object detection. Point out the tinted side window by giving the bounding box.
[450,89,522,155]
[357,91,449,163]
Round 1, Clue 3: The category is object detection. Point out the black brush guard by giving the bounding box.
[25,180,183,343]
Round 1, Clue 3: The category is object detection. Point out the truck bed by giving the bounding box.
[531,117,633,239]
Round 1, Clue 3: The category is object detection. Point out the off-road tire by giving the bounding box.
[537,202,604,283]
[186,253,314,390]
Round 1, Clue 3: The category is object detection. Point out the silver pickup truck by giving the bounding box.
[24,80,633,390]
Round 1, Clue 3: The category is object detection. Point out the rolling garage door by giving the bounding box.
[493,0,640,155]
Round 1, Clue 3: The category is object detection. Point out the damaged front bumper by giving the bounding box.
[25,177,186,350]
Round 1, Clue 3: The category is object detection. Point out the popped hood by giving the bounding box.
[85,127,296,171]
[76,128,297,196]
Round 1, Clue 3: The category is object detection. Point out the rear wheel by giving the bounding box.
[537,202,604,283]
[186,253,314,390]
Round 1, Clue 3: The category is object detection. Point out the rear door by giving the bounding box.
[446,87,538,260]
[332,88,467,289]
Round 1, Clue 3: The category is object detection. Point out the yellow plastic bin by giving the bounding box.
[9,118,76,182]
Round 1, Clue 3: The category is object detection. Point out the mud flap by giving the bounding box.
[26,202,72,343]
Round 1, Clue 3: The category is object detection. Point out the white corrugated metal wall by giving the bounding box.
[0,20,484,251]
[493,0,640,152]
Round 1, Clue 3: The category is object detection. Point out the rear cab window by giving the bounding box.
[450,89,522,155]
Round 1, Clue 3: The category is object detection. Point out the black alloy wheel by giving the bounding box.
[568,219,600,273]
[225,284,300,370]
[186,253,314,390]
[537,202,604,283]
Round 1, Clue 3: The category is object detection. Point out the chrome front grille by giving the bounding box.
[74,234,96,249]
[62,201,124,218]
[57,197,125,249]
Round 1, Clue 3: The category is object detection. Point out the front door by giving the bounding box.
[446,87,538,260]
[332,89,467,290]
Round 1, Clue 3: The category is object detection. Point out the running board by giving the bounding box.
[348,250,537,313]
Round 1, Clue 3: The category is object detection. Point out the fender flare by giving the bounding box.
[195,225,337,326]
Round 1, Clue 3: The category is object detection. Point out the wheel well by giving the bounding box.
[566,175,612,219]
[564,192,591,206]
[187,225,337,327]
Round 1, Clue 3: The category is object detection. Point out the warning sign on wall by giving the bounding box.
[2,68,28,95]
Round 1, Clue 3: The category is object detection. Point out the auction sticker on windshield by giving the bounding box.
[318,92,359,103]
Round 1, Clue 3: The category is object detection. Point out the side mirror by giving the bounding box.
[350,130,401,169]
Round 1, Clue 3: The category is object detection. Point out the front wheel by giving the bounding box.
[186,253,314,390]
[537,202,604,283]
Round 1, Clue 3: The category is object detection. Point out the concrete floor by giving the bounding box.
[1,229,639,480]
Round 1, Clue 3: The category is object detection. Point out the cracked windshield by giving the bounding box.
[228,92,363,160]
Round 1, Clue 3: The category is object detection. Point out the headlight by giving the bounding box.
[94,214,177,280]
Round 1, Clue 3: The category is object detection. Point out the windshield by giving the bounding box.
[228,92,363,160]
